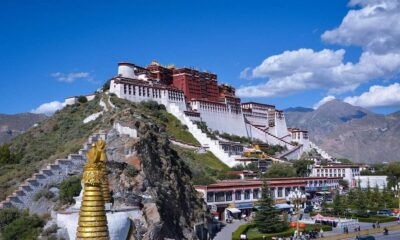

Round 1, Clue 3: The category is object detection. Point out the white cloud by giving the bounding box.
[31,101,65,115]
[237,0,400,98]
[51,72,92,83]
[313,96,336,109]
[344,83,400,108]
[322,0,400,54]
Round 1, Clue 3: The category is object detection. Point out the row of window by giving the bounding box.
[122,84,184,101]
[206,187,304,203]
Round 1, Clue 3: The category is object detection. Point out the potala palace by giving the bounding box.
[107,61,317,166]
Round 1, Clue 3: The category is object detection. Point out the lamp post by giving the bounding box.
[287,188,306,238]
[391,184,400,210]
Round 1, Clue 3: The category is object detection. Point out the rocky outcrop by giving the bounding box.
[106,115,206,240]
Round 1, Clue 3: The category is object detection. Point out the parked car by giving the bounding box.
[377,209,392,216]
[356,235,375,240]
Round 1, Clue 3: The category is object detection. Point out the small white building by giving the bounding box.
[310,164,360,186]
[353,175,388,190]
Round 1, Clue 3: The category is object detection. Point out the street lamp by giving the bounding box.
[391,184,400,210]
[287,188,306,238]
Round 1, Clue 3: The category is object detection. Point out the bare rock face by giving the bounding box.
[106,116,205,240]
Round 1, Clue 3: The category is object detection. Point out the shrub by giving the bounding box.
[102,80,111,91]
[0,208,20,230]
[77,96,88,103]
[42,223,58,236]
[33,188,55,201]
[59,175,82,203]
[1,213,45,240]
[0,144,17,165]
[232,223,254,240]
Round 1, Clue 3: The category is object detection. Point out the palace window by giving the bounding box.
[124,84,127,94]
[244,190,251,200]
[215,192,225,202]
[278,188,283,198]
[253,189,259,199]
[226,191,232,201]
[235,190,242,200]
[207,192,214,202]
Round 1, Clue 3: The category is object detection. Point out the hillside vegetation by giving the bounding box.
[0,96,103,200]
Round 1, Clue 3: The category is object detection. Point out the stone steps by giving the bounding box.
[0,132,104,210]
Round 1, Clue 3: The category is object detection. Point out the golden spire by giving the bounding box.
[97,140,111,203]
[76,140,109,240]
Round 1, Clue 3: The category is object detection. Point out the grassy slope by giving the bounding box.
[110,96,200,146]
[171,145,231,185]
[0,96,103,200]
[165,113,200,146]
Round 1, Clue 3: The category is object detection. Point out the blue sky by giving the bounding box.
[0,0,399,115]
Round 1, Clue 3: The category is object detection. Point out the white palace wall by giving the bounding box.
[190,101,247,137]
[110,80,187,111]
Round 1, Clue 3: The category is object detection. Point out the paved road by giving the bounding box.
[213,219,247,240]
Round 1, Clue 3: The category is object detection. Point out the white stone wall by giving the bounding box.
[354,176,388,190]
[167,103,238,167]
[109,80,187,111]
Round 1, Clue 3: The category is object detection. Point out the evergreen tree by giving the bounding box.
[254,181,288,233]
[355,183,368,217]
[371,185,383,210]
[333,190,343,216]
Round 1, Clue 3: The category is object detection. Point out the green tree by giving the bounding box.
[383,162,400,188]
[337,158,353,165]
[339,179,349,190]
[292,160,313,177]
[0,144,17,165]
[332,190,343,215]
[0,208,20,230]
[59,175,82,203]
[354,183,368,217]
[371,185,383,210]
[254,181,288,233]
[77,96,88,103]
[264,164,296,178]
[1,213,45,240]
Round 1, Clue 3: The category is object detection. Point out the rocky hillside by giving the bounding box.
[0,113,47,144]
[1,94,218,239]
[285,100,400,163]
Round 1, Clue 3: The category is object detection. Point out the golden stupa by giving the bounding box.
[76,139,110,240]
[97,140,111,203]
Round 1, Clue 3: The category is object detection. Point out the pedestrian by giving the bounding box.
[372,223,376,229]
[377,222,380,228]
[358,226,361,232]
[319,228,324,238]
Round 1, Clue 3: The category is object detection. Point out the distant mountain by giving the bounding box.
[0,113,47,144]
[284,107,314,112]
[285,100,400,163]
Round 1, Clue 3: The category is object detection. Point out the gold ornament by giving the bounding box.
[76,140,110,240]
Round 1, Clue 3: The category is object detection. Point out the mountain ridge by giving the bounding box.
[0,112,48,144]
[285,100,400,163]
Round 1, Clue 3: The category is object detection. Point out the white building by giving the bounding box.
[353,175,388,190]
[310,165,361,186]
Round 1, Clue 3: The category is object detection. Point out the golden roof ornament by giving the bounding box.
[76,139,110,240]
